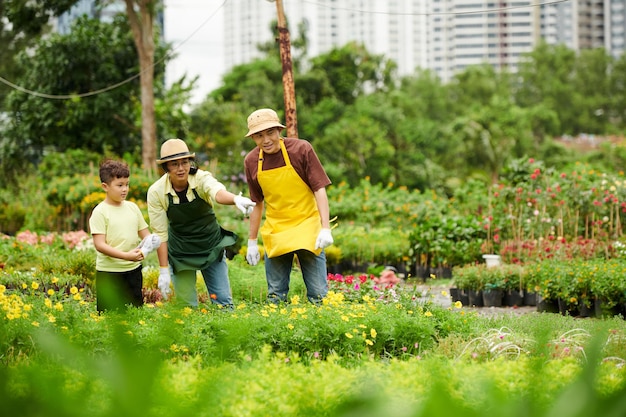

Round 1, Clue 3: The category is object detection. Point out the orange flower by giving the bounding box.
[210,293,217,300]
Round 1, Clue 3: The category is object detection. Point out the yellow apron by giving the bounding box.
[258,140,322,258]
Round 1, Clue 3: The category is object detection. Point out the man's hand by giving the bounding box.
[246,239,260,266]
[158,267,172,298]
[234,193,256,216]
[315,228,334,250]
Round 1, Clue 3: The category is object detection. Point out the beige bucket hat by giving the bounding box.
[157,139,196,164]
[246,108,286,137]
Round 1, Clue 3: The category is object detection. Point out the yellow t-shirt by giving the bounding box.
[89,201,149,272]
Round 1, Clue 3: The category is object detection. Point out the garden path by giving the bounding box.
[413,281,537,317]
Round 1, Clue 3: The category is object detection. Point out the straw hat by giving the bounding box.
[245,109,286,137]
[157,139,195,164]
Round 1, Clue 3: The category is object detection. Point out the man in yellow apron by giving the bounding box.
[243,109,334,303]
[147,139,256,307]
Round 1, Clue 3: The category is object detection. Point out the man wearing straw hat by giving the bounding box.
[243,108,333,303]
[147,138,256,307]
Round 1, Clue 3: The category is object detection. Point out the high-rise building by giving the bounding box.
[606,0,626,58]
[224,0,625,83]
[55,0,125,34]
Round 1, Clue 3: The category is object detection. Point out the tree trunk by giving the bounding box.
[124,0,157,172]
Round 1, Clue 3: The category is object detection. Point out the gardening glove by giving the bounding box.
[246,239,260,266]
[139,234,161,258]
[158,267,172,298]
[234,192,256,216]
[315,228,334,250]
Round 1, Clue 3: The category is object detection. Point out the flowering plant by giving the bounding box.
[326,272,426,305]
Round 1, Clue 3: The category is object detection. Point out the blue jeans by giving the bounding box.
[264,249,328,303]
[171,251,233,307]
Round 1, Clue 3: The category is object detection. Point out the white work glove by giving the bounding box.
[315,228,334,250]
[158,267,171,298]
[138,234,161,258]
[246,239,260,266]
[234,193,256,216]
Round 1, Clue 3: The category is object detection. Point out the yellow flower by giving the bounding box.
[47,314,56,323]
[51,277,59,284]
[47,289,55,296]
[365,339,373,346]
[31,321,40,327]
[370,328,377,338]
[54,303,63,311]
[138,320,146,326]
[454,301,463,309]
[70,286,78,295]
[31,282,39,290]
[44,298,53,308]
[21,283,27,289]
[287,323,294,330]
[424,311,433,317]
[73,294,81,301]
[345,333,354,339]
[441,290,448,297]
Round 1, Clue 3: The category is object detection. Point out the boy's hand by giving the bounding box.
[129,248,144,261]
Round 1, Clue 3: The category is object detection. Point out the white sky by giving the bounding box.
[163,1,226,105]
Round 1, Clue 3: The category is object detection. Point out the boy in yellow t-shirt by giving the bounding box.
[89,159,159,312]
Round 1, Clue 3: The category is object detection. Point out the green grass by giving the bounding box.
[2,244,626,416]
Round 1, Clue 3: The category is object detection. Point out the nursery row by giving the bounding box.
[452,259,626,318]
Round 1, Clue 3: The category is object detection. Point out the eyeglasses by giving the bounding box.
[168,160,191,169]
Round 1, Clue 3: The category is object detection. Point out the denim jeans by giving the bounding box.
[264,249,328,303]
[170,251,233,307]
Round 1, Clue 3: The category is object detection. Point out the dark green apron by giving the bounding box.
[167,189,237,273]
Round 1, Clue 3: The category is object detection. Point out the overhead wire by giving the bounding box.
[0,0,229,100]
[0,0,571,100]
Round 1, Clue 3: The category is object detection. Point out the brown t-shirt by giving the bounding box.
[244,137,331,203]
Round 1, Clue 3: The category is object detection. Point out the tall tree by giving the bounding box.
[610,53,626,129]
[515,42,577,135]
[5,16,143,160]
[571,48,613,134]
[309,42,396,105]
[123,0,159,171]
[0,0,80,109]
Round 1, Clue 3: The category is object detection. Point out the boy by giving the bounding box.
[89,159,159,312]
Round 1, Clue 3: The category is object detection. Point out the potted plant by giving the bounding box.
[452,264,485,307]
[481,265,505,307]
[501,264,525,307]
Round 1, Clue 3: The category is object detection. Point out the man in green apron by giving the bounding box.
[243,109,334,303]
[147,139,256,307]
